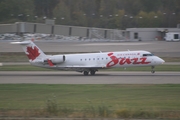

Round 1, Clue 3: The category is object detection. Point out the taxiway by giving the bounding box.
[0,71,179,84]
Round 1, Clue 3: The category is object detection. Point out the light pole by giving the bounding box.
[171,13,176,27]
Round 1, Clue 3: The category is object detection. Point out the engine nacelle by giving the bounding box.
[48,55,65,64]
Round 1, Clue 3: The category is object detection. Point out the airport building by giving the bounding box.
[0,21,180,41]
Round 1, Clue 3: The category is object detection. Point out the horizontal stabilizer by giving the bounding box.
[11,41,31,45]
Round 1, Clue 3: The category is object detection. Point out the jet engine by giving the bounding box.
[47,55,65,64]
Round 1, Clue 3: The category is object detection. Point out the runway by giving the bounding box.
[1,40,180,57]
[0,71,180,84]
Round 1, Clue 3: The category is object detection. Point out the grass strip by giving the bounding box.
[0,84,180,119]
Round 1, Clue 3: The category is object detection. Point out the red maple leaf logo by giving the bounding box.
[26,46,40,60]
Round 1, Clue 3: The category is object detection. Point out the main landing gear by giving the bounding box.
[151,66,155,74]
[83,70,97,76]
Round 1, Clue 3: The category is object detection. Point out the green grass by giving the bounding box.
[0,84,180,118]
[0,64,180,71]
[0,84,180,110]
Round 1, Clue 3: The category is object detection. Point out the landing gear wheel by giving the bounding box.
[90,70,96,75]
[83,71,89,76]
[151,70,155,74]
[151,66,155,74]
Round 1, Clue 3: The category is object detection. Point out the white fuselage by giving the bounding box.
[11,40,165,75]
[31,50,164,71]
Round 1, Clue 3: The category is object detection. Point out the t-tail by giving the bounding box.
[11,41,46,62]
[11,40,65,67]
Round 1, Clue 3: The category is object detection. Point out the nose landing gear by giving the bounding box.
[151,66,155,73]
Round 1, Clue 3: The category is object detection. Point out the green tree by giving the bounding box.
[136,11,148,27]
[34,0,59,19]
[116,10,125,29]
[0,0,34,23]
[0,0,179,28]
[53,1,71,25]
[69,0,87,26]
[141,0,161,12]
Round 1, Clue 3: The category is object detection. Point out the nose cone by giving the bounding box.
[158,57,165,64]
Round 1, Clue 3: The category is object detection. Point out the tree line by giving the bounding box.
[0,0,179,29]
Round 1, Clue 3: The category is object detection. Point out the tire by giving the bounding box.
[90,70,96,75]
[151,70,155,74]
[83,71,89,76]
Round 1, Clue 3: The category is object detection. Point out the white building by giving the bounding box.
[126,27,180,41]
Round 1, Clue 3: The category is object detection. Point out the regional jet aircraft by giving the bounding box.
[11,40,165,75]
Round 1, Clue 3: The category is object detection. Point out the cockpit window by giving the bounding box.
[143,54,154,56]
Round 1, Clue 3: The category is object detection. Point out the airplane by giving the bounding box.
[11,40,165,75]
